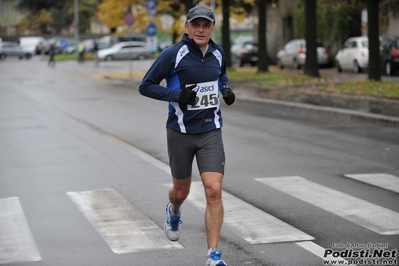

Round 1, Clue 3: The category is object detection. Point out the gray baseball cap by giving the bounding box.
[186,5,215,24]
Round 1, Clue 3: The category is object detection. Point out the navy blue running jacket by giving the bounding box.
[139,34,230,134]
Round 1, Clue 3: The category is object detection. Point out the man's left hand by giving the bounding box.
[222,87,235,105]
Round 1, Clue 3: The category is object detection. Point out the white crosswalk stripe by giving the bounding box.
[0,197,41,264]
[66,188,183,254]
[255,176,399,235]
[344,173,399,194]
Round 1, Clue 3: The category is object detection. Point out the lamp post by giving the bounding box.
[74,0,79,47]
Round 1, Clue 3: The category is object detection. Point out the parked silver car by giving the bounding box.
[0,42,33,60]
[97,41,151,61]
[277,39,330,69]
[335,36,369,73]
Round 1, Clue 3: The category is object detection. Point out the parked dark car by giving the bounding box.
[231,41,259,66]
[0,42,33,60]
[380,37,399,76]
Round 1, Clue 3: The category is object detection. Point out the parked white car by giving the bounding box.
[19,36,45,55]
[98,41,151,61]
[335,36,369,73]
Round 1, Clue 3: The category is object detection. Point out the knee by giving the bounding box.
[173,187,190,201]
[205,182,222,201]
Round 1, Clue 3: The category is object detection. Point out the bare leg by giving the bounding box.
[169,176,191,214]
[201,172,224,249]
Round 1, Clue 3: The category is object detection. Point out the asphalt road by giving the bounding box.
[1,56,398,266]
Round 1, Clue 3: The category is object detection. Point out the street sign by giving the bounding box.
[146,23,157,37]
[124,13,135,26]
[146,0,156,11]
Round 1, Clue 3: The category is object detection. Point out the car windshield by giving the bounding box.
[362,41,368,48]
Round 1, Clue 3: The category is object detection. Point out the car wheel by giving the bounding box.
[277,59,284,69]
[385,61,392,76]
[25,53,32,59]
[336,60,342,72]
[0,54,5,60]
[105,55,113,61]
[293,59,300,69]
[137,54,146,60]
[353,60,361,73]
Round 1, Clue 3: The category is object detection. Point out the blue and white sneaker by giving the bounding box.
[163,202,182,241]
[206,249,227,266]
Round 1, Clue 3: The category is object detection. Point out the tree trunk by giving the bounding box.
[222,0,232,67]
[282,16,295,44]
[304,0,320,77]
[257,0,268,72]
[171,0,194,44]
[367,0,381,81]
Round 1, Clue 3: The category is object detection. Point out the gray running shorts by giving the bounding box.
[167,128,225,179]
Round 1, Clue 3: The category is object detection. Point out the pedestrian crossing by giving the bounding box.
[1,172,398,265]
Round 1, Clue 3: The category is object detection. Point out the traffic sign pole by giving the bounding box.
[124,12,135,81]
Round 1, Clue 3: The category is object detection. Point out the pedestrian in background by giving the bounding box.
[139,5,235,266]
[48,42,55,67]
[93,41,99,66]
[77,42,85,63]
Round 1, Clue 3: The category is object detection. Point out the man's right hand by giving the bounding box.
[179,84,197,105]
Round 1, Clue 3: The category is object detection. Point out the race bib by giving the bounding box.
[187,80,219,110]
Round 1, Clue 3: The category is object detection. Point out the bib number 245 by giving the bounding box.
[189,93,218,110]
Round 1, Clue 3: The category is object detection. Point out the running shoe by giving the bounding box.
[206,249,227,266]
[163,202,182,241]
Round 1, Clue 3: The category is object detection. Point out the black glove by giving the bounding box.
[222,86,235,105]
[179,84,197,105]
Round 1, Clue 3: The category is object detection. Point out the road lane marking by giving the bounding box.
[0,197,41,264]
[105,135,170,173]
[344,173,399,194]
[67,188,182,254]
[165,182,314,244]
[255,176,399,235]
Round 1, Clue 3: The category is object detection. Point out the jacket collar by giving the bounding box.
[182,34,216,54]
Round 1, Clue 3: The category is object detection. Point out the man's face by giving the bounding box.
[185,18,214,48]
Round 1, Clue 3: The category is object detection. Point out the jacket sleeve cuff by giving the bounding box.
[172,89,181,102]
